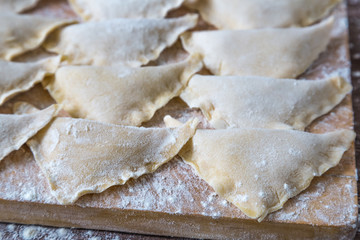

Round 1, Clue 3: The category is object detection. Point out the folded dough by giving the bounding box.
[44,55,202,126]
[181,75,351,130]
[165,117,355,221]
[185,0,340,30]
[44,14,198,67]
[0,0,39,12]
[0,11,74,60]
[69,0,184,21]
[181,18,333,78]
[0,104,59,162]
[16,105,198,204]
[0,56,61,105]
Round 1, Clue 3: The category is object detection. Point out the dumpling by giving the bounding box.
[16,104,199,204]
[0,11,74,60]
[181,18,333,78]
[44,14,198,67]
[181,75,351,130]
[44,55,202,126]
[185,0,340,30]
[0,0,39,13]
[165,116,355,221]
[0,56,61,105]
[0,104,59,162]
[69,0,184,21]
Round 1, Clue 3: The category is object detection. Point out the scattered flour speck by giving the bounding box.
[22,226,38,239]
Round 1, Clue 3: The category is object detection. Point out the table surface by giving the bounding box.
[1,0,360,239]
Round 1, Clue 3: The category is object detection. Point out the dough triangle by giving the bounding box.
[44,55,202,126]
[181,18,333,78]
[0,11,74,60]
[16,105,199,204]
[0,56,61,105]
[165,117,355,221]
[185,0,340,30]
[44,14,198,67]
[181,75,351,130]
[0,0,39,12]
[69,0,184,21]
[0,104,59,162]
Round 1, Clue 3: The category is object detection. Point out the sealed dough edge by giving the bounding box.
[0,56,61,105]
[43,54,203,126]
[180,17,334,78]
[164,116,355,221]
[291,76,352,130]
[0,103,60,162]
[69,0,185,21]
[180,75,352,130]
[2,16,76,61]
[20,106,199,204]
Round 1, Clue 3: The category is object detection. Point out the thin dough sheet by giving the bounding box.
[69,0,184,21]
[181,75,351,130]
[44,14,198,67]
[165,117,355,221]
[181,18,333,78]
[0,56,61,105]
[0,104,59,162]
[185,0,340,30]
[0,11,74,60]
[45,55,203,126]
[16,104,199,204]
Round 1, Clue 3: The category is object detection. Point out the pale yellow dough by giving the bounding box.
[16,104,199,204]
[0,0,39,13]
[44,14,198,67]
[181,75,351,130]
[0,11,74,60]
[0,56,61,105]
[185,0,340,30]
[0,104,59,162]
[181,18,333,77]
[69,0,184,21]
[44,55,202,126]
[165,117,355,221]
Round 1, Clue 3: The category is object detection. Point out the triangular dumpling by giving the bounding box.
[0,0,39,12]
[44,55,202,126]
[44,14,198,67]
[0,11,74,60]
[17,105,198,204]
[185,0,340,30]
[165,117,355,221]
[0,56,61,105]
[0,104,59,162]
[69,0,184,21]
[181,75,351,130]
[181,18,333,78]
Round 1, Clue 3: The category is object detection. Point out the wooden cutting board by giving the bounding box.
[0,0,357,239]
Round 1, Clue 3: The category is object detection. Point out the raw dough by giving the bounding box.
[181,18,333,77]
[165,116,355,221]
[0,104,59,162]
[69,0,184,21]
[0,11,74,60]
[44,55,203,126]
[181,75,351,130]
[16,104,199,204]
[0,56,61,105]
[0,0,39,13]
[185,0,340,30]
[44,14,198,67]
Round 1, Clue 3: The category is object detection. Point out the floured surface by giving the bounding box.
[0,0,357,237]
